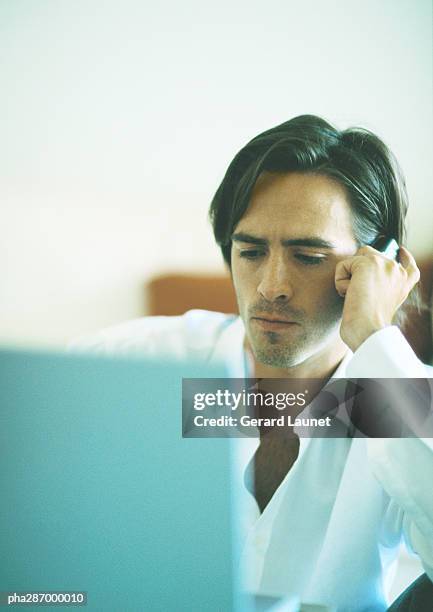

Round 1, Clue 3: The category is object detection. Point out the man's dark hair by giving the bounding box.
[209,114,408,268]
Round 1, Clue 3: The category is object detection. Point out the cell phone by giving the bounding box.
[371,236,399,262]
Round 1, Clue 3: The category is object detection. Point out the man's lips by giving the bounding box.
[251,316,298,330]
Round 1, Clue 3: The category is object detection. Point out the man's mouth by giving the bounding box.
[251,316,298,331]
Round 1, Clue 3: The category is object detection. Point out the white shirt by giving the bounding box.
[71,310,433,611]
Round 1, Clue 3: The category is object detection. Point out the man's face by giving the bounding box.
[231,171,358,368]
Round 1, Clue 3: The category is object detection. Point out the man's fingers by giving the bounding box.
[398,245,415,268]
[335,257,356,282]
[334,247,420,299]
[398,246,421,286]
[335,258,356,296]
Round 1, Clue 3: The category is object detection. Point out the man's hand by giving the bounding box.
[335,245,420,352]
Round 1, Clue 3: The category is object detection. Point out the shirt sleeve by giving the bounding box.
[345,325,428,378]
[345,325,433,580]
[67,309,237,363]
[67,316,177,354]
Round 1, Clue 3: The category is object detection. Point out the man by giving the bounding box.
[74,115,433,610]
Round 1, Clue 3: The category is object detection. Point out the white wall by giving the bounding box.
[1,0,432,346]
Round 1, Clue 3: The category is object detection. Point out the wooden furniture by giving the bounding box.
[146,274,238,317]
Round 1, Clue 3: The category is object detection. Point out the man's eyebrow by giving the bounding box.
[231,232,336,249]
[231,232,268,245]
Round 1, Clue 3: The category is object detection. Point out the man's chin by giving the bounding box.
[251,340,308,369]
[249,322,303,347]
[254,349,305,369]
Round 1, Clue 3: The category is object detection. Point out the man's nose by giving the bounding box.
[257,255,294,302]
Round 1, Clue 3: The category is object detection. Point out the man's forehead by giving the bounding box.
[236,171,356,243]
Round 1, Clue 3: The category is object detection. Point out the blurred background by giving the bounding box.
[1,0,432,600]
[1,0,432,348]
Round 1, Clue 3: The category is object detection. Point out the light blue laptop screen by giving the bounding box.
[0,348,234,611]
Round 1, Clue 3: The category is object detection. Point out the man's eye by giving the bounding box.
[295,254,326,266]
[239,250,265,260]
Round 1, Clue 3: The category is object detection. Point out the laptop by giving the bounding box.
[0,347,238,611]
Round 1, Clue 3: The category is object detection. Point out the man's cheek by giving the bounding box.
[318,272,342,300]
[232,284,248,320]
[322,285,345,318]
